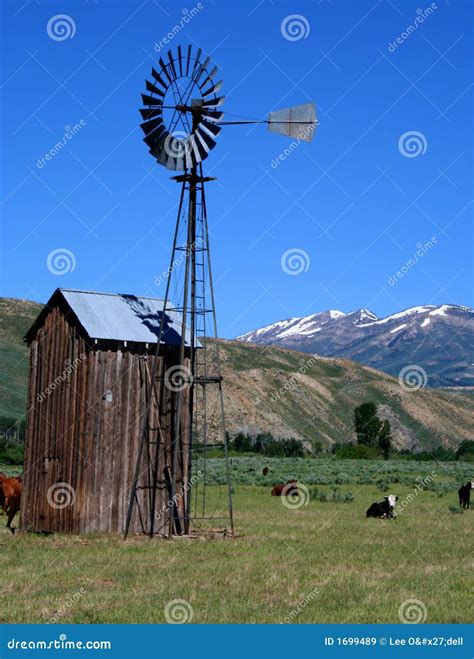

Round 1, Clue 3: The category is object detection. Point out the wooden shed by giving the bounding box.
[21,288,191,536]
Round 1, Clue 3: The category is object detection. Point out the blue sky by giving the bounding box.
[1,0,472,338]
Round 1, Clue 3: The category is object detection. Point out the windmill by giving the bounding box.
[124,45,317,539]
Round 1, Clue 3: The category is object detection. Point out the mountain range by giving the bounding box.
[1,298,473,450]
[237,304,474,388]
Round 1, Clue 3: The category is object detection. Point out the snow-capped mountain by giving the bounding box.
[237,304,474,387]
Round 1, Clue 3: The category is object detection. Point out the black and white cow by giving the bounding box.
[366,495,398,519]
[458,481,474,509]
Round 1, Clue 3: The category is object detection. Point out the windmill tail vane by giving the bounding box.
[124,44,317,540]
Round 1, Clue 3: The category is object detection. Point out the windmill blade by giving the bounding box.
[139,107,163,120]
[151,68,168,89]
[177,45,183,76]
[167,50,177,79]
[267,103,317,142]
[143,125,166,149]
[200,118,221,138]
[158,57,173,85]
[185,45,192,76]
[145,80,165,97]
[202,96,225,108]
[141,93,163,107]
[202,80,223,98]
[195,125,216,153]
[140,117,164,136]
[202,110,224,123]
[200,66,218,90]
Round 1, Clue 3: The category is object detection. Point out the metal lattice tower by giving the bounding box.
[124,45,316,539]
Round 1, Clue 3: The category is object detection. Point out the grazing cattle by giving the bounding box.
[1,477,22,532]
[458,481,474,509]
[271,480,298,497]
[262,467,269,476]
[366,495,398,519]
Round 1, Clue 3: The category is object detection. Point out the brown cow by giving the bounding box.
[1,477,22,532]
[271,480,298,496]
[262,467,269,476]
[0,472,6,512]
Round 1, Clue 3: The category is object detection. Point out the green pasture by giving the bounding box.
[0,459,472,624]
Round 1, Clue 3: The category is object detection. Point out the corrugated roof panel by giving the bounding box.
[59,289,190,345]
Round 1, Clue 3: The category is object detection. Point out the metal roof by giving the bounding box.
[57,288,190,345]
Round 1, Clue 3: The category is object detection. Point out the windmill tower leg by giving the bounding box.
[124,167,234,539]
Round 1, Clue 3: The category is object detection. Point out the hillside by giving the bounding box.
[237,304,474,388]
[0,297,42,419]
[0,297,473,449]
[204,340,473,450]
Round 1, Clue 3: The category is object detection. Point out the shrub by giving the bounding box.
[335,444,380,460]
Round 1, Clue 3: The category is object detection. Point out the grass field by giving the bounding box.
[0,459,472,624]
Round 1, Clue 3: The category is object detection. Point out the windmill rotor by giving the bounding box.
[139,46,224,171]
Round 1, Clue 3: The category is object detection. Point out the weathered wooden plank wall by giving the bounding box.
[21,302,191,536]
